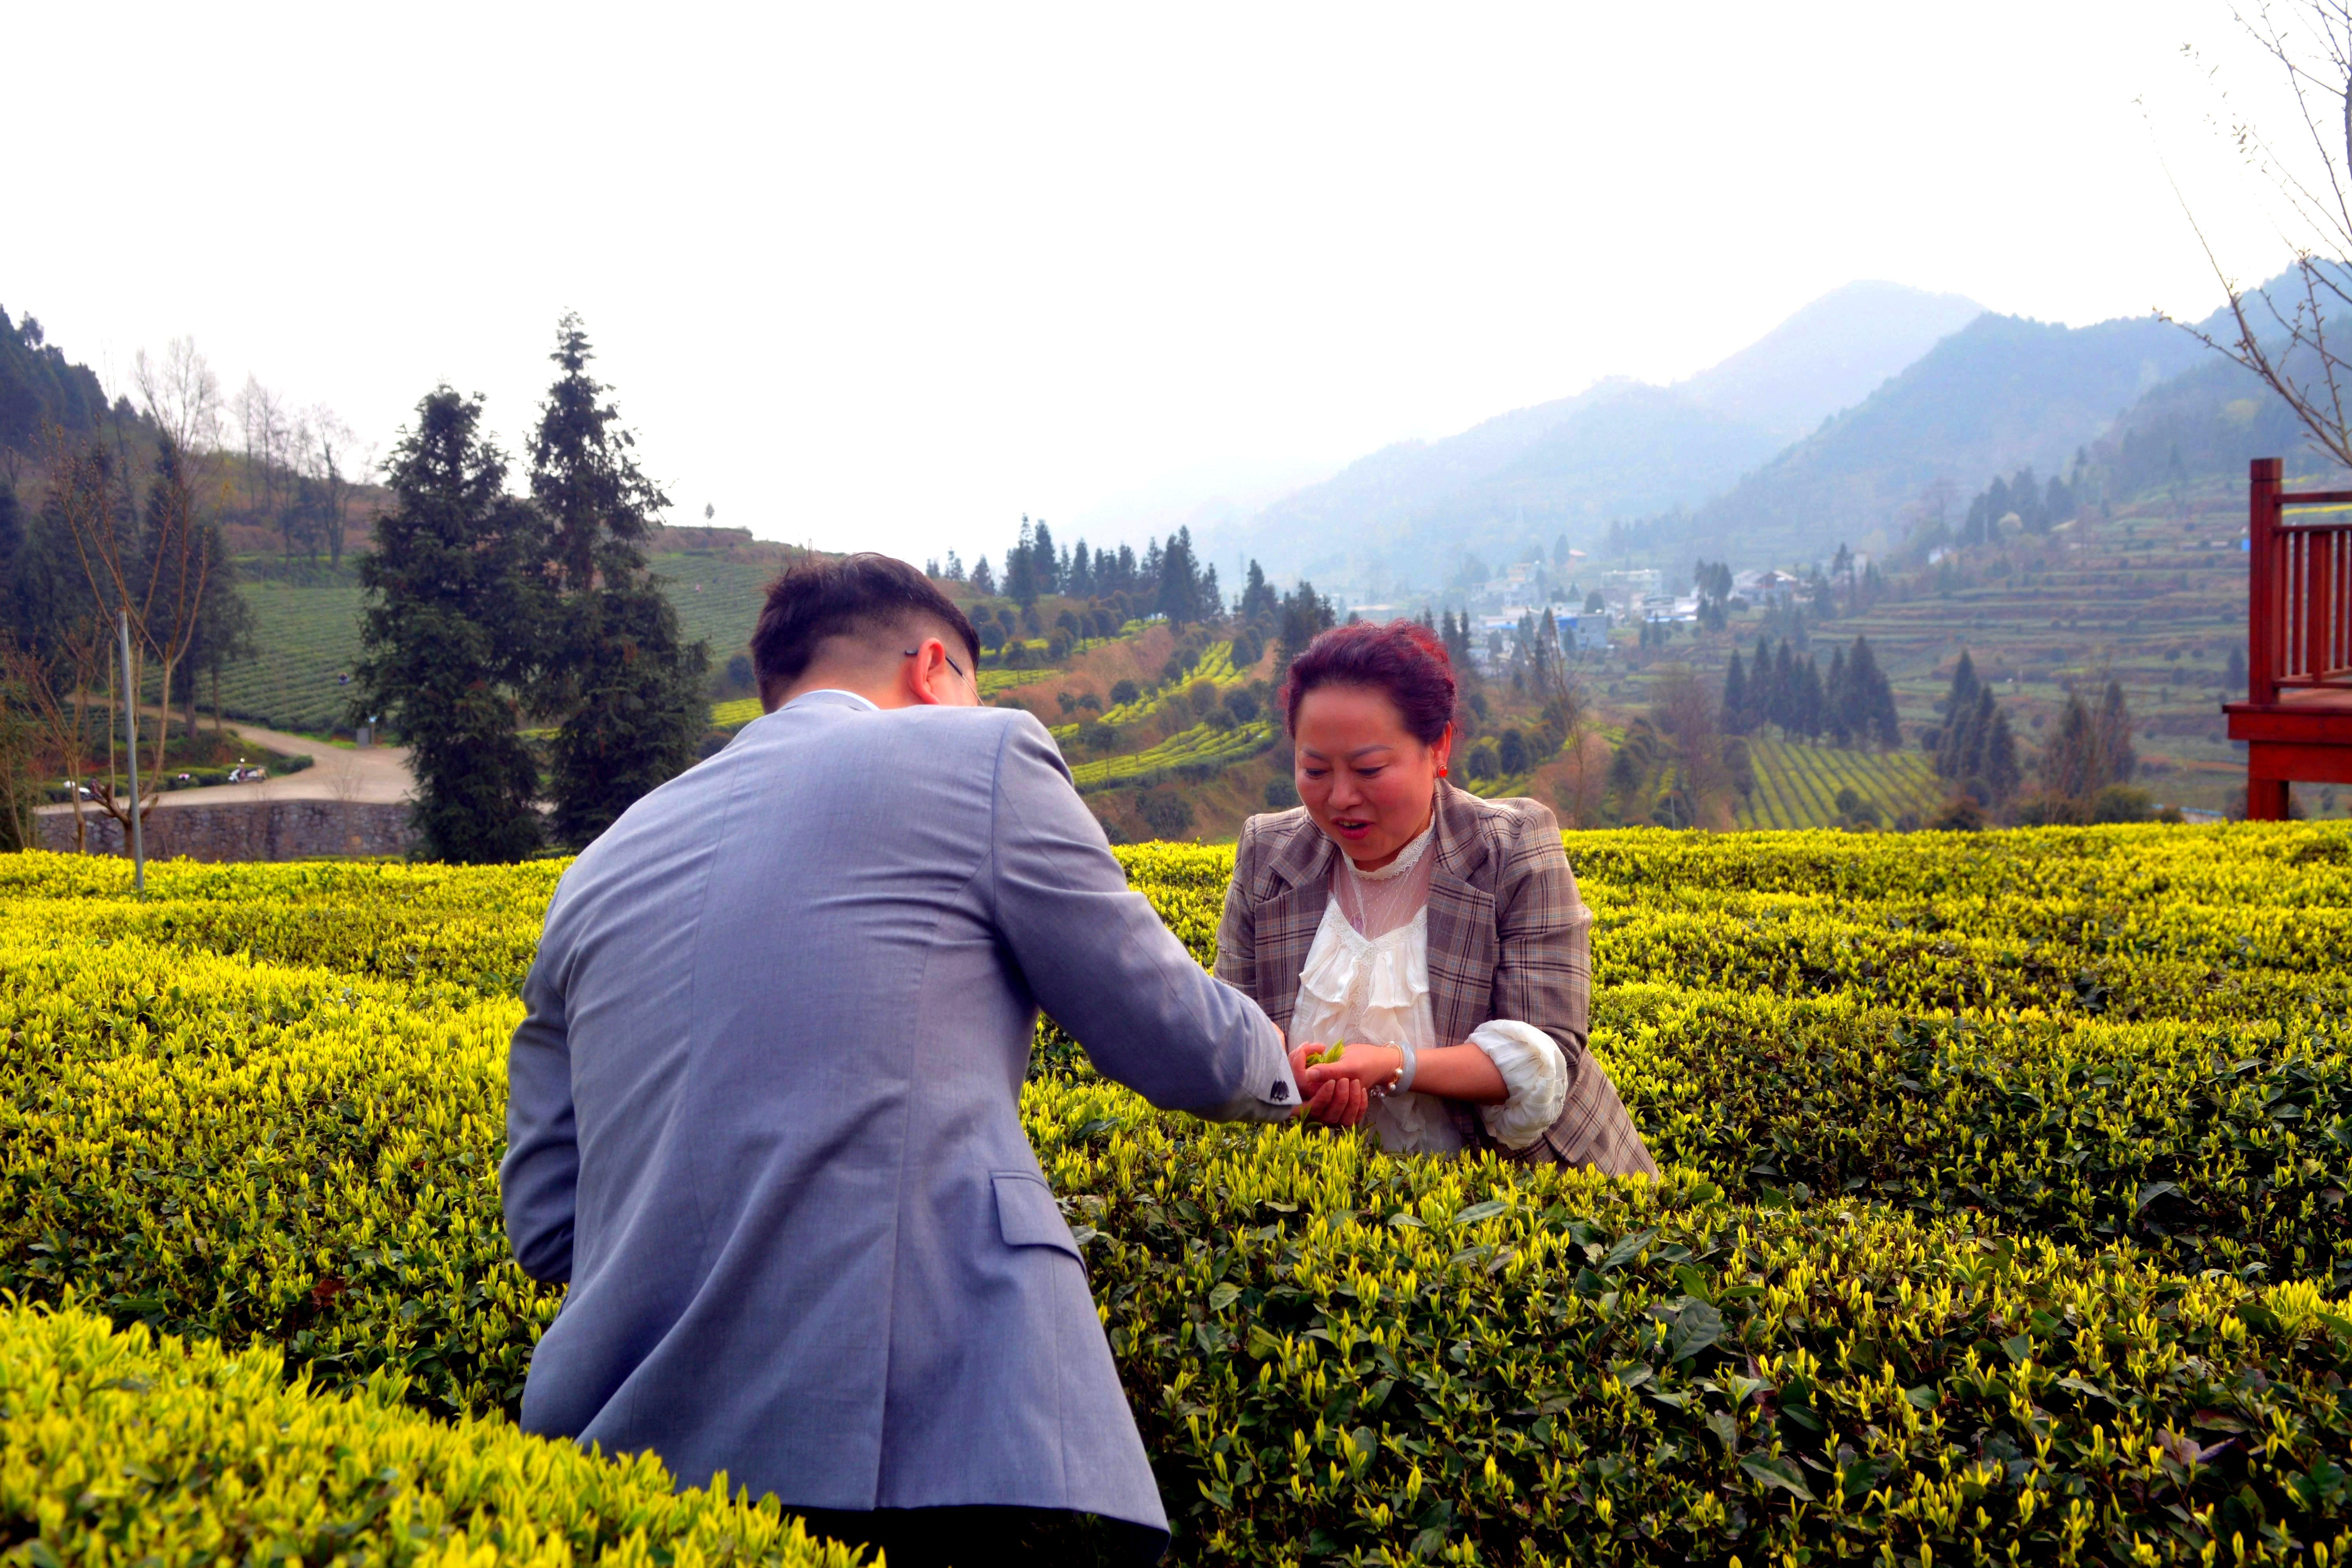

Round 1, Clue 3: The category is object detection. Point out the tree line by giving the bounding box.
[1721,634,1900,749]
[932,518,1227,632]
[1957,465,2079,547]
[1922,650,2145,827]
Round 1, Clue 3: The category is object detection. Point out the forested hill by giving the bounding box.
[1636,311,2208,566]
[0,305,114,455]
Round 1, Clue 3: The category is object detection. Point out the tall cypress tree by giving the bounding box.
[1848,636,1900,750]
[1721,650,1748,735]
[1795,655,1826,740]
[1825,647,1852,745]
[2042,691,2100,801]
[1983,706,2021,804]
[1744,636,1774,735]
[356,388,547,863]
[2094,679,2136,791]
[528,315,710,848]
[1240,560,1277,621]
[1158,527,1205,626]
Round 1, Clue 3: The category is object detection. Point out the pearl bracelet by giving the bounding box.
[1372,1042,1418,1100]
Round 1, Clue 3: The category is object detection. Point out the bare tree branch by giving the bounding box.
[2165,3,2352,468]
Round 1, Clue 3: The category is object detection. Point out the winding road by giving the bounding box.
[35,721,415,814]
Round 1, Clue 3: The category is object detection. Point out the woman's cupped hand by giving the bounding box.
[1287,1042,1402,1128]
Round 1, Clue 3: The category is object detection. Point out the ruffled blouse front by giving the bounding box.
[1287,820,1569,1154]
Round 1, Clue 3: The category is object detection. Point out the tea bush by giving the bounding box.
[0,1300,862,1568]
[3,823,2350,1563]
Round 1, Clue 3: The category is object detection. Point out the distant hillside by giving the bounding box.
[1637,312,2208,568]
[2089,295,2352,497]
[0,304,116,454]
[1210,280,1984,591]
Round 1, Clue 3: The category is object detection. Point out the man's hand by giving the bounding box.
[1288,1042,1401,1128]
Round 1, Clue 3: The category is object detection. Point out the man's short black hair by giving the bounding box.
[751,554,982,702]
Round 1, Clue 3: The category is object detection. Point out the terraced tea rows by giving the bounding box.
[1736,735,1944,829]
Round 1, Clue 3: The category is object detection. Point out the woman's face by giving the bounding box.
[1292,683,1450,870]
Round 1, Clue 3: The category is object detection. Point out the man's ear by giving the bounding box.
[902,636,953,707]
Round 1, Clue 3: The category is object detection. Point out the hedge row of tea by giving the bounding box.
[0,1304,859,1568]
[2,824,2350,1565]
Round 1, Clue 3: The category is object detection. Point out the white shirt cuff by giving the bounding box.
[1467,1020,1568,1149]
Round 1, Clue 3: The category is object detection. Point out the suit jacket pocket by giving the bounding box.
[991,1171,1081,1259]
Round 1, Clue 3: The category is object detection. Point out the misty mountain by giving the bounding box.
[1642,313,2212,568]
[1679,280,1984,441]
[1207,280,1985,590]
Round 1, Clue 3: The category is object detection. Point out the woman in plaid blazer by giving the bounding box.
[1214,621,1656,1176]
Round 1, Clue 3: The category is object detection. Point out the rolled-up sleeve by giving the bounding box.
[1466,1020,1568,1149]
[990,715,1298,1122]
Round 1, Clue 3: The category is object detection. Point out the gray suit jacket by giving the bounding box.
[502,691,1296,1539]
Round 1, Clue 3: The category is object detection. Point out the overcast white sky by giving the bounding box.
[2,2,2316,568]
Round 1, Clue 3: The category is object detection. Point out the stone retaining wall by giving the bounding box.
[36,800,417,862]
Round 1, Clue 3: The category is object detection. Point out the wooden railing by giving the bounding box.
[2247,457,2352,704]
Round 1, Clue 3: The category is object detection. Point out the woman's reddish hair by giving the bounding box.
[1279,619,1457,746]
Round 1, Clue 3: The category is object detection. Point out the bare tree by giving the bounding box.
[2166,3,2352,466]
[47,390,220,843]
[0,620,108,852]
[134,338,224,456]
[300,405,361,567]
[1654,665,1735,831]
[232,374,295,537]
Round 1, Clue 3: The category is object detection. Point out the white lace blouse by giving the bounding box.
[1287,818,1569,1153]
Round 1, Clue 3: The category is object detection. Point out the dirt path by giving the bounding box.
[34,720,414,813]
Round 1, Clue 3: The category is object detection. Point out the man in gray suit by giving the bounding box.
[503,554,1298,1566]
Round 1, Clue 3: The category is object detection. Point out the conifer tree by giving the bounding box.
[1157,527,1208,626]
[528,316,710,848]
[1744,635,1774,735]
[356,388,547,862]
[2094,679,2136,788]
[1240,560,1277,621]
[1847,635,1901,749]
[1796,655,1826,740]
[1826,647,1853,745]
[1982,706,2021,804]
[1031,521,1059,595]
[1721,650,1749,735]
[2041,691,2100,801]
[1945,649,1980,715]
[1771,641,1797,734]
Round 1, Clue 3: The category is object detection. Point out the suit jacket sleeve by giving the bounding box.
[502,916,581,1284]
[991,716,1298,1121]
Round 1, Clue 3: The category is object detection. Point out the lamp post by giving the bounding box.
[118,609,144,893]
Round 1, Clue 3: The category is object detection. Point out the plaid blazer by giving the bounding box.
[1215,782,1657,1177]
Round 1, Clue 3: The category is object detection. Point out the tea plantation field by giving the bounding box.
[218,554,774,734]
[3,823,2349,1565]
